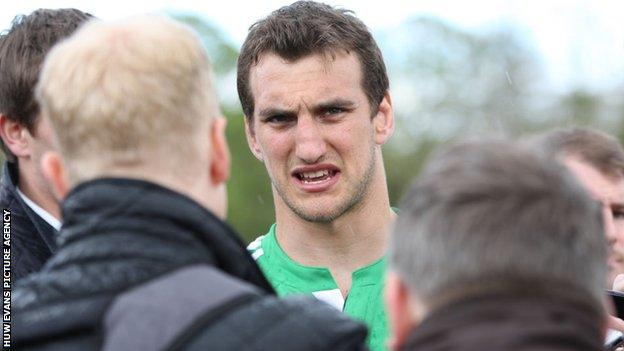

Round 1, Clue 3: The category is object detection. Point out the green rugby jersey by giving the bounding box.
[248,224,388,351]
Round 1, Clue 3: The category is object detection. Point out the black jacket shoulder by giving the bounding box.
[1,162,57,281]
[181,294,369,351]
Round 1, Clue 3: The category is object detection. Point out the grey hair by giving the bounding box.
[389,140,606,308]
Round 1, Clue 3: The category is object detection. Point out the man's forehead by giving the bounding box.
[253,49,353,69]
[251,51,359,80]
[563,156,624,203]
[249,52,364,108]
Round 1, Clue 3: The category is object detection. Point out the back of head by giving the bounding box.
[390,140,606,313]
[0,8,93,162]
[36,15,218,183]
[529,127,624,180]
[237,0,388,119]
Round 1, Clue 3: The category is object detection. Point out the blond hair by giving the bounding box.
[36,15,218,182]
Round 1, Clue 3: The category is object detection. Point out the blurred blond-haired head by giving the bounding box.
[36,15,219,183]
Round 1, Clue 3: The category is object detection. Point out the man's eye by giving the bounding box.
[614,210,624,219]
[265,115,293,124]
[323,107,344,116]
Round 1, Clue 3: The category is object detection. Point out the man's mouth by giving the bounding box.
[295,169,337,184]
[291,165,341,192]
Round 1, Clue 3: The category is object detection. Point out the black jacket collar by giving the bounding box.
[66,177,273,290]
[17,178,273,310]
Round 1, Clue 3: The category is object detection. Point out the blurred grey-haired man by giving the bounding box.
[386,140,607,350]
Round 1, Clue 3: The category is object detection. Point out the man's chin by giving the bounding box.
[288,200,353,223]
[277,185,361,223]
[293,208,342,223]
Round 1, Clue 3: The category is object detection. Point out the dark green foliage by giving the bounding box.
[223,106,275,241]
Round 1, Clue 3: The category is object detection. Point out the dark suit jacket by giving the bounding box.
[1,162,58,281]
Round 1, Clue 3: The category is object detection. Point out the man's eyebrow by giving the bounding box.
[257,107,297,119]
[312,99,357,113]
[257,99,356,118]
[612,202,624,211]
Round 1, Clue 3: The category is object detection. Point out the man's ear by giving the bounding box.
[373,92,395,146]
[244,117,263,162]
[41,151,70,201]
[385,272,419,351]
[210,116,230,186]
[0,114,32,158]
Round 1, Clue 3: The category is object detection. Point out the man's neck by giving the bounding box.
[73,163,225,221]
[274,170,396,294]
[17,161,61,220]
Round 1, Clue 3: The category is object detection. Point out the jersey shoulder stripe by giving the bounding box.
[247,235,265,260]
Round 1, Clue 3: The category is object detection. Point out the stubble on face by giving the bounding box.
[250,52,385,225]
[272,143,378,223]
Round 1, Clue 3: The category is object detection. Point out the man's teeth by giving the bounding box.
[300,170,330,180]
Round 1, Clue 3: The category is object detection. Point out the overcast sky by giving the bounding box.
[2,0,623,92]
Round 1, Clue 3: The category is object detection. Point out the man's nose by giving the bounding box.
[294,116,327,164]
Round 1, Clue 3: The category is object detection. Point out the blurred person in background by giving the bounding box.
[530,127,624,289]
[387,140,608,350]
[239,2,396,349]
[0,8,93,280]
[12,15,367,350]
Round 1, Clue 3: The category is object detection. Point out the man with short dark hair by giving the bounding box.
[0,8,92,280]
[531,127,624,286]
[387,140,607,350]
[239,2,395,349]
